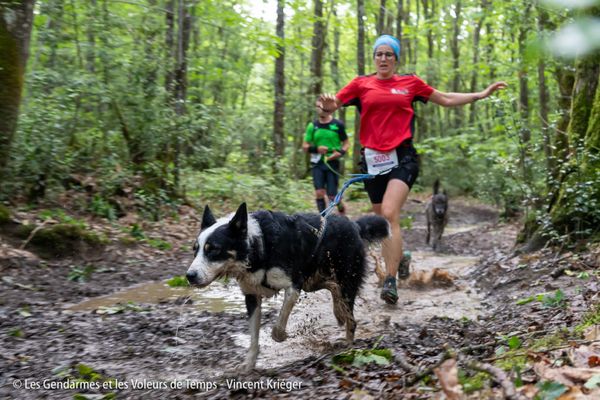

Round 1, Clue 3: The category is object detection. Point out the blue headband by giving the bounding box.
[373,35,400,60]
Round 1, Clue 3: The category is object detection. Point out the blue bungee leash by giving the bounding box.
[308,167,393,259]
[320,173,374,217]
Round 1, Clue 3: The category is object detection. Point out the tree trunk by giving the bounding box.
[353,0,366,173]
[553,65,574,175]
[172,0,191,190]
[537,5,552,187]
[450,0,462,128]
[377,0,386,36]
[403,0,412,68]
[412,0,419,68]
[86,0,97,73]
[469,0,488,125]
[309,0,324,97]
[165,0,175,96]
[331,6,345,174]
[396,0,405,68]
[273,0,285,158]
[0,0,35,181]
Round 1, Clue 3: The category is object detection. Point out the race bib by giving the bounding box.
[364,147,398,175]
[310,153,322,164]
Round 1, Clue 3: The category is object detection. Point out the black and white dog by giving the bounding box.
[426,179,449,251]
[186,203,389,373]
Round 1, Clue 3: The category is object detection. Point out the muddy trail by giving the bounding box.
[1,196,598,399]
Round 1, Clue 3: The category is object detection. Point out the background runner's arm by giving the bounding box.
[302,122,317,153]
[327,139,349,161]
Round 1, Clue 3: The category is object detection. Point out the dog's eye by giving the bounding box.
[204,243,221,253]
[192,241,199,255]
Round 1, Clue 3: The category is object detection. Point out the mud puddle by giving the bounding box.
[228,251,482,370]
[63,252,480,372]
[65,280,282,314]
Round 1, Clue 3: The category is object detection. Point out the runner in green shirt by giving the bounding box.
[302,99,350,214]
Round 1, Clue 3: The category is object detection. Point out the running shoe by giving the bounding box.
[380,276,398,304]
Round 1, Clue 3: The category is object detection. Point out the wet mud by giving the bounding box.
[1,196,597,399]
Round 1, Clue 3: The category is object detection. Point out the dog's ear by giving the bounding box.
[228,203,248,236]
[201,205,217,230]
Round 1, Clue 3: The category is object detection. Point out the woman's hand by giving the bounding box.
[480,81,508,99]
[318,93,339,113]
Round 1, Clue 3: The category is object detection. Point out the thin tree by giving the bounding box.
[353,0,366,172]
[0,0,35,183]
[273,0,285,158]
[469,0,489,125]
[449,0,462,129]
[377,0,386,36]
[309,0,325,98]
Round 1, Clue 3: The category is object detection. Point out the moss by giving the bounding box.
[17,223,106,256]
[495,354,528,372]
[531,330,571,352]
[0,204,10,223]
[458,370,489,394]
[575,303,600,333]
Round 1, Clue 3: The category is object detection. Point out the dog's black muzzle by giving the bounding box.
[186,270,199,285]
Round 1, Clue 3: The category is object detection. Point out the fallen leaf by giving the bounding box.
[583,325,600,341]
[568,345,600,368]
[434,358,464,400]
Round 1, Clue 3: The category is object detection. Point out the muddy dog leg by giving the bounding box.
[426,215,431,245]
[271,287,300,342]
[238,294,262,373]
[324,281,355,343]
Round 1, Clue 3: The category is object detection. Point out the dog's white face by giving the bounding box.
[186,203,251,288]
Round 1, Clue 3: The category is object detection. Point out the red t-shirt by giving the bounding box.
[336,74,434,151]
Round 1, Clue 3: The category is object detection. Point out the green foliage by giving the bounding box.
[331,339,393,372]
[129,224,145,240]
[166,275,189,288]
[574,303,600,333]
[515,289,567,308]
[39,209,87,228]
[400,215,413,230]
[185,165,313,213]
[145,238,172,250]
[0,204,10,223]
[68,265,96,283]
[332,348,392,368]
[458,370,488,394]
[9,328,24,338]
[539,147,600,245]
[541,290,566,308]
[17,223,107,255]
[89,195,117,221]
[507,335,522,350]
[534,381,567,400]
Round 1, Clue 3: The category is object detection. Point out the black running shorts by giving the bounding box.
[360,141,419,204]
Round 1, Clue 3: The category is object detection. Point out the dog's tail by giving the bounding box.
[433,179,440,194]
[354,215,390,243]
